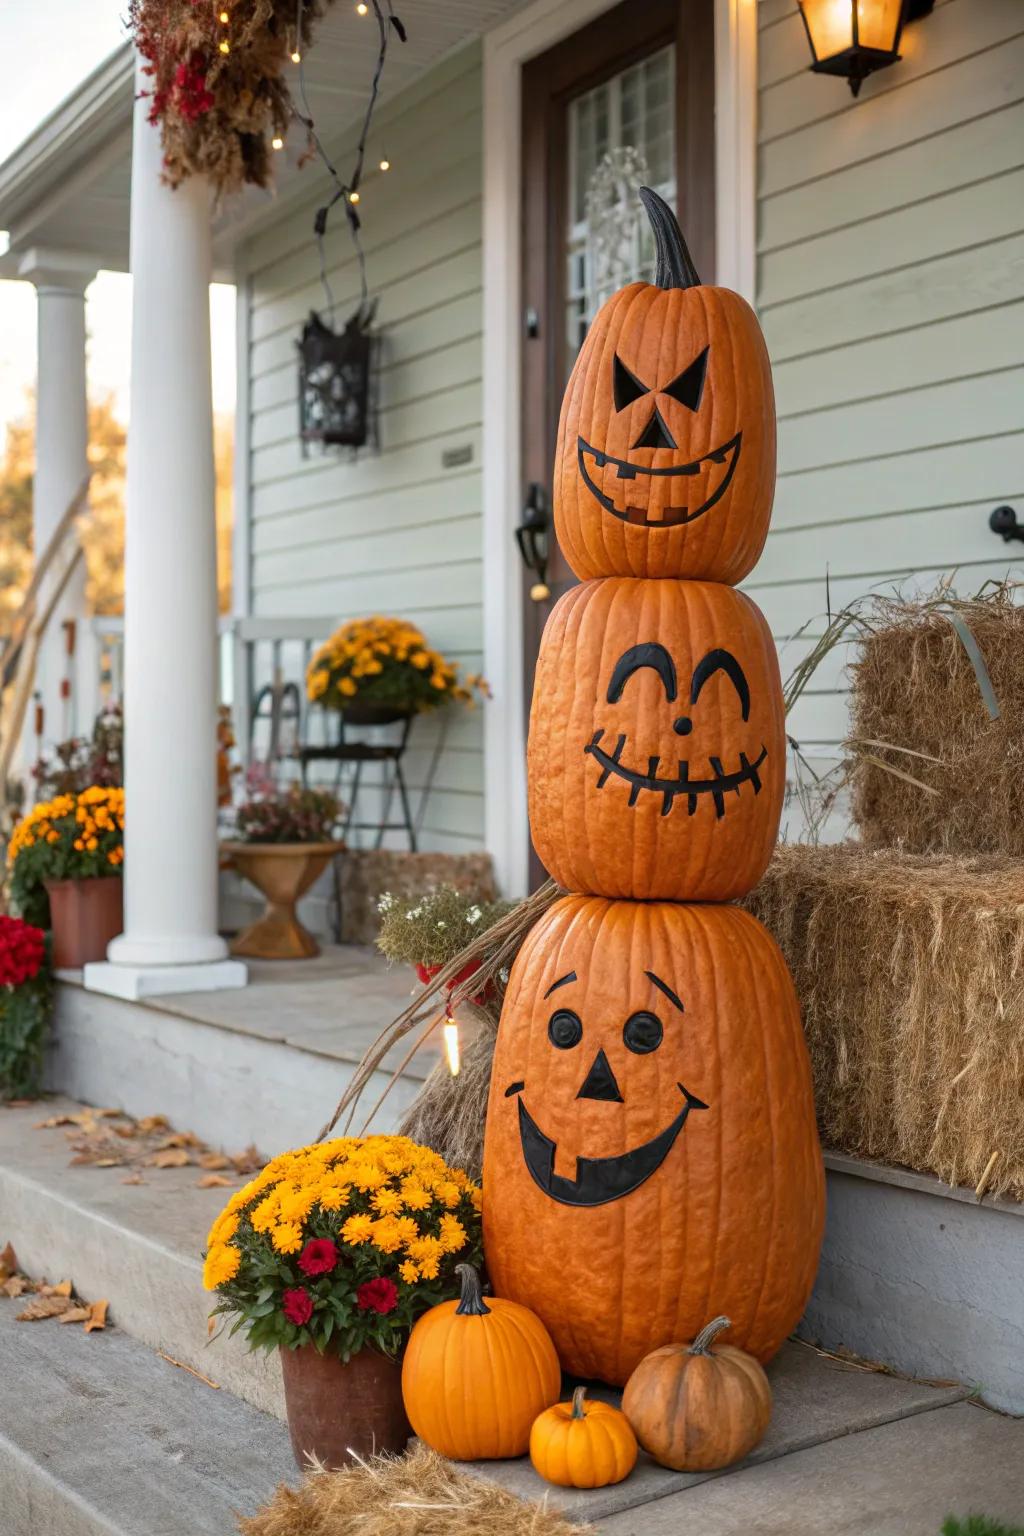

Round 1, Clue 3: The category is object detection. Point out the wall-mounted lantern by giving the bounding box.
[297,302,379,456]
[516,483,551,602]
[797,0,933,97]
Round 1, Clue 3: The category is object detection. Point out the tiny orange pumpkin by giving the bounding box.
[401,1262,560,1461]
[622,1315,772,1471]
[530,1386,638,1489]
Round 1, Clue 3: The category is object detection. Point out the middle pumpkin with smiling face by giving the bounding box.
[528,577,786,902]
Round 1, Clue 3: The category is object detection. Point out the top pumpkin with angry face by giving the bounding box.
[554,188,775,584]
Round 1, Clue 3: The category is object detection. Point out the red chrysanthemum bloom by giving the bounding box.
[0,915,46,989]
[356,1276,399,1315]
[297,1238,337,1277]
[282,1287,313,1326]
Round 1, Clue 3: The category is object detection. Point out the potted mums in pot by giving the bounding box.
[305,615,488,722]
[203,1133,483,1469]
[6,787,125,968]
[221,774,345,960]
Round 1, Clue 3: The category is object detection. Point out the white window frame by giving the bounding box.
[481,0,757,896]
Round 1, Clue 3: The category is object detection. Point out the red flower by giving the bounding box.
[0,916,46,989]
[282,1287,313,1326]
[297,1238,337,1277]
[356,1276,398,1315]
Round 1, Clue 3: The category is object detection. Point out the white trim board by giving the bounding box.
[480,0,758,897]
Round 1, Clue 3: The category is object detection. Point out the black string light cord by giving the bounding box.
[291,0,407,319]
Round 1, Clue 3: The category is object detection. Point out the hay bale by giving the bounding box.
[849,589,1024,854]
[340,851,497,944]
[238,1440,590,1536]
[745,844,1024,1200]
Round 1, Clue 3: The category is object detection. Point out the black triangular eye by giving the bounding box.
[663,346,709,413]
[613,354,650,412]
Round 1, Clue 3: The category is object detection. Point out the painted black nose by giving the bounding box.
[632,405,677,451]
[576,1047,623,1103]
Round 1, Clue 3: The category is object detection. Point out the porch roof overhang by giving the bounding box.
[0,0,531,285]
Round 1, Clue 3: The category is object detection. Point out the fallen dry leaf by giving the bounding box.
[136,1115,169,1133]
[39,1280,73,1298]
[0,1241,18,1280]
[17,1295,72,1321]
[2,1276,28,1298]
[121,1173,147,1186]
[149,1148,192,1169]
[35,1114,80,1129]
[198,1153,230,1171]
[196,1173,232,1189]
[85,1300,109,1332]
[156,1132,202,1150]
[58,1306,93,1324]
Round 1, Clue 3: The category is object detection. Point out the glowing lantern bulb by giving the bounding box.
[379,157,390,171]
[219,9,229,21]
[272,135,284,150]
[291,49,301,63]
[218,38,230,53]
[444,1021,461,1076]
[356,2,369,12]
[349,189,360,204]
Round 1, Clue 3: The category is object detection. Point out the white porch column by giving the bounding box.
[18,251,96,757]
[85,60,245,999]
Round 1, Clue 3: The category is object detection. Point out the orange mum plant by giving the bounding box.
[7,787,125,928]
[306,617,488,716]
[203,1134,482,1358]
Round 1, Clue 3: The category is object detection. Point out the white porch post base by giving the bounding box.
[83,958,247,1001]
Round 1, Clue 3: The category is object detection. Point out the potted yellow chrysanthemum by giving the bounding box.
[203,1133,483,1469]
[7,787,125,968]
[306,616,488,722]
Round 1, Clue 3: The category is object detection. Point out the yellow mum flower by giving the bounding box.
[372,1217,405,1253]
[470,1187,483,1212]
[439,1215,467,1254]
[272,1221,303,1255]
[251,1194,281,1233]
[317,1181,350,1212]
[394,1216,419,1248]
[338,677,357,697]
[371,1187,403,1216]
[398,1260,419,1285]
[408,1235,443,1280]
[400,1179,430,1211]
[349,1162,388,1192]
[278,1186,315,1223]
[203,1243,241,1290]
[341,1212,375,1246]
[437,1181,461,1209]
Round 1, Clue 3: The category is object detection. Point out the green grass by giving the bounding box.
[942,1518,1024,1536]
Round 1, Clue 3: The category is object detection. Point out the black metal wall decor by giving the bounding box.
[797,0,933,97]
[298,301,379,456]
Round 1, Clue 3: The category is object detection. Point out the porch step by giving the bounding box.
[48,946,429,1158]
[0,1097,287,1419]
[0,1297,294,1536]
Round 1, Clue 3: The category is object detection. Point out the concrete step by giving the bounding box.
[0,1097,286,1420]
[0,1298,294,1536]
[48,946,429,1158]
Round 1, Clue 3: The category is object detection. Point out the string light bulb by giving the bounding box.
[272,135,284,150]
[356,2,369,12]
[379,157,390,171]
[219,9,229,21]
[349,189,360,204]
[291,48,301,62]
[443,1021,461,1077]
[219,38,230,53]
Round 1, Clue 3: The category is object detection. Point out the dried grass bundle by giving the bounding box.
[848,584,1024,855]
[745,843,1024,1200]
[397,1008,496,1181]
[238,1441,590,1536]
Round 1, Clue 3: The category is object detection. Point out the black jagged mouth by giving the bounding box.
[513,1084,707,1208]
[577,432,742,527]
[584,732,768,819]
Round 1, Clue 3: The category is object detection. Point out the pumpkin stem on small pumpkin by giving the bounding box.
[638,186,701,290]
[454,1262,491,1316]
[571,1385,588,1419]
[689,1315,732,1355]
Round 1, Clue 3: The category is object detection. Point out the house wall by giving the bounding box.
[750,0,1024,835]
[237,43,485,854]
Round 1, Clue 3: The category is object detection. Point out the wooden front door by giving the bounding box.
[518,0,716,886]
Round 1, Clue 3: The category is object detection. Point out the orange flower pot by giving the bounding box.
[44,876,124,969]
[221,841,341,960]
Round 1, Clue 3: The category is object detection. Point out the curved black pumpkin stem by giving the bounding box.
[688,1315,731,1355]
[639,186,701,290]
[455,1263,491,1316]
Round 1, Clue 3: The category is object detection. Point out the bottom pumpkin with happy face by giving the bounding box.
[482,895,824,1387]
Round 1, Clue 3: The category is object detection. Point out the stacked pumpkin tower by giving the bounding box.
[483,190,824,1389]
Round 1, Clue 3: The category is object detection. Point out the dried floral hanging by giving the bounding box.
[129,0,336,195]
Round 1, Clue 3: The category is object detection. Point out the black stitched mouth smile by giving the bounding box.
[511,1083,707,1207]
[577,432,742,527]
[585,732,767,819]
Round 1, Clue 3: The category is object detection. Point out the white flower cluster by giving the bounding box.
[377,892,396,913]
[465,905,482,926]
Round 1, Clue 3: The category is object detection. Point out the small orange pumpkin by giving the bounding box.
[622,1315,772,1471]
[528,577,785,901]
[482,897,824,1386]
[554,187,775,584]
[400,1262,561,1460]
[530,1386,637,1488]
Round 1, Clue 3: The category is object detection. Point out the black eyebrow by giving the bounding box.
[544,971,577,998]
[645,970,685,1013]
[607,643,678,704]
[690,648,750,721]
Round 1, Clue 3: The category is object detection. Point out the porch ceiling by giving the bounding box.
[0,0,531,284]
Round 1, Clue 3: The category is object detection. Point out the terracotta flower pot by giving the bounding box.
[279,1343,409,1470]
[221,841,341,960]
[44,876,124,969]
